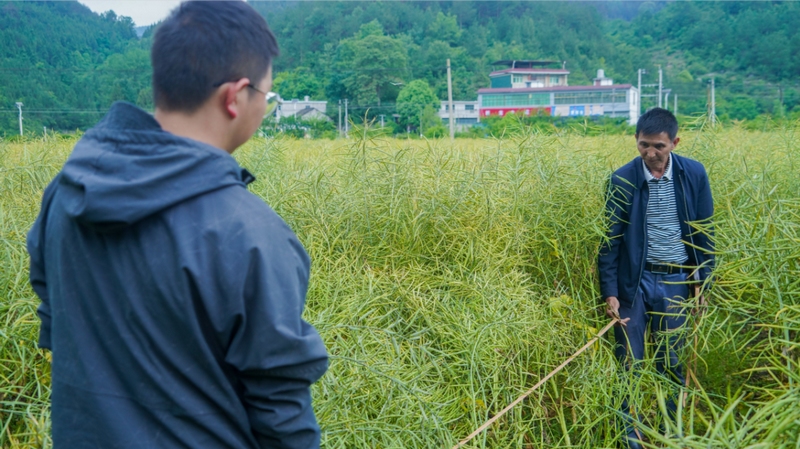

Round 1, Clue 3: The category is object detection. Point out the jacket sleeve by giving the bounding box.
[597,174,631,300]
[224,230,329,449]
[693,165,715,283]
[26,176,61,350]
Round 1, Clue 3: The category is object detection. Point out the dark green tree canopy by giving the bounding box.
[3,1,800,135]
[396,79,439,128]
[327,20,409,108]
[273,67,325,101]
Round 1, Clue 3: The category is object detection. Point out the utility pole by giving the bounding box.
[338,100,342,137]
[637,69,646,116]
[379,114,385,128]
[674,94,678,116]
[447,58,454,140]
[15,102,23,136]
[658,66,663,108]
[344,99,349,138]
[664,90,670,111]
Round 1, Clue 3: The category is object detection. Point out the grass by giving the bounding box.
[1,124,798,448]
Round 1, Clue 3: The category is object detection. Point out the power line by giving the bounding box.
[0,109,109,114]
[0,68,150,73]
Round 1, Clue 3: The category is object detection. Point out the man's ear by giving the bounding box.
[673,136,681,147]
[224,78,251,119]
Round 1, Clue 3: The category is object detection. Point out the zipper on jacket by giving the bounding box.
[636,182,649,294]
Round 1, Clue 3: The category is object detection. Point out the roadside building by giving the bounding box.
[477,61,640,125]
[276,96,330,122]
[437,101,480,132]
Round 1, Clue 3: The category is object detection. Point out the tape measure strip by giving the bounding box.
[452,318,619,449]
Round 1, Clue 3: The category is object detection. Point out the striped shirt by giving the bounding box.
[643,153,688,264]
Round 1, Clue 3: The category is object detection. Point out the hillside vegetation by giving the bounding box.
[1,1,800,135]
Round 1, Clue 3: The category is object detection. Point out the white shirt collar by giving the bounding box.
[643,152,673,181]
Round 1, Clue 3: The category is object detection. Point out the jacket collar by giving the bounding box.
[95,101,162,132]
[638,152,685,187]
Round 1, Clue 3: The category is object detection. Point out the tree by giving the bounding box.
[396,79,439,129]
[96,43,152,109]
[273,67,325,101]
[420,105,443,136]
[328,20,409,107]
[426,12,462,45]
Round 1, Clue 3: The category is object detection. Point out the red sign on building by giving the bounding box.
[480,107,553,117]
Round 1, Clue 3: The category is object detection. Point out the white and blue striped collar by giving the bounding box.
[643,152,673,181]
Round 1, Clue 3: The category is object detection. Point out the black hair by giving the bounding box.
[636,107,678,140]
[151,1,279,112]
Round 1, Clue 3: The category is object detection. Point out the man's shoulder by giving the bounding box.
[673,153,707,176]
[171,186,297,244]
[609,157,641,186]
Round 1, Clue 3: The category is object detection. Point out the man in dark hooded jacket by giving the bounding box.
[26,2,328,448]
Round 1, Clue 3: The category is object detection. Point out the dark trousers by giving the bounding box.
[613,270,689,434]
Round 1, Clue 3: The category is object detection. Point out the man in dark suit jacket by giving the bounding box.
[598,108,714,448]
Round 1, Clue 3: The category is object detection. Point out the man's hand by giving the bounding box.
[605,296,630,327]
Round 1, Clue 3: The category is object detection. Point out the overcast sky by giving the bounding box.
[79,1,184,27]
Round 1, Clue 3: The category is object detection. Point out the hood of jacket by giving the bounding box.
[58,101,254,230]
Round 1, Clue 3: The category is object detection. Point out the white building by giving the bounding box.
[276,96,330,121]
[437,100,480,131]
[479,63,640,125]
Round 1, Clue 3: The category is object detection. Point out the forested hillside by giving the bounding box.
[0,1,151,134]
[1,1,799,135]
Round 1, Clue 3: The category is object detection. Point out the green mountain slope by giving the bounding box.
[0,1,149,135]
[1,1,798,135]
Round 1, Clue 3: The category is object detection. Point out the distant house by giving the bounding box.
[437,101,480,131]
[276,96,331,122]
[478,61,640,125]
[295,106,330,121]
[489,59,569,89]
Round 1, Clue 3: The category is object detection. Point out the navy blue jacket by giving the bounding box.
[27,102,328,448]
[598,153,714,308]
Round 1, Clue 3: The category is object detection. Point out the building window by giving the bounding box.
[456,117,478,124]
[483,95,504,107]
[506,93,549,106]
[505,95,529,106]
[512,75,524,83]
[465,104,475,111]
[482,93,549,108]
[550,76,559,85]
[554,91,626,105]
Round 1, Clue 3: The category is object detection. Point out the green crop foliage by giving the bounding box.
[1,123,798,448]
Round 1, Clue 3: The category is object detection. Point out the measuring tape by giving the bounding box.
[452,318,620,449]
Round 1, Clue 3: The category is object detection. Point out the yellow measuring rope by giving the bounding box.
[452,318,620,449]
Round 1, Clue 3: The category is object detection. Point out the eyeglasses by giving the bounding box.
[212,81,280,115]
[241,85,280,115]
